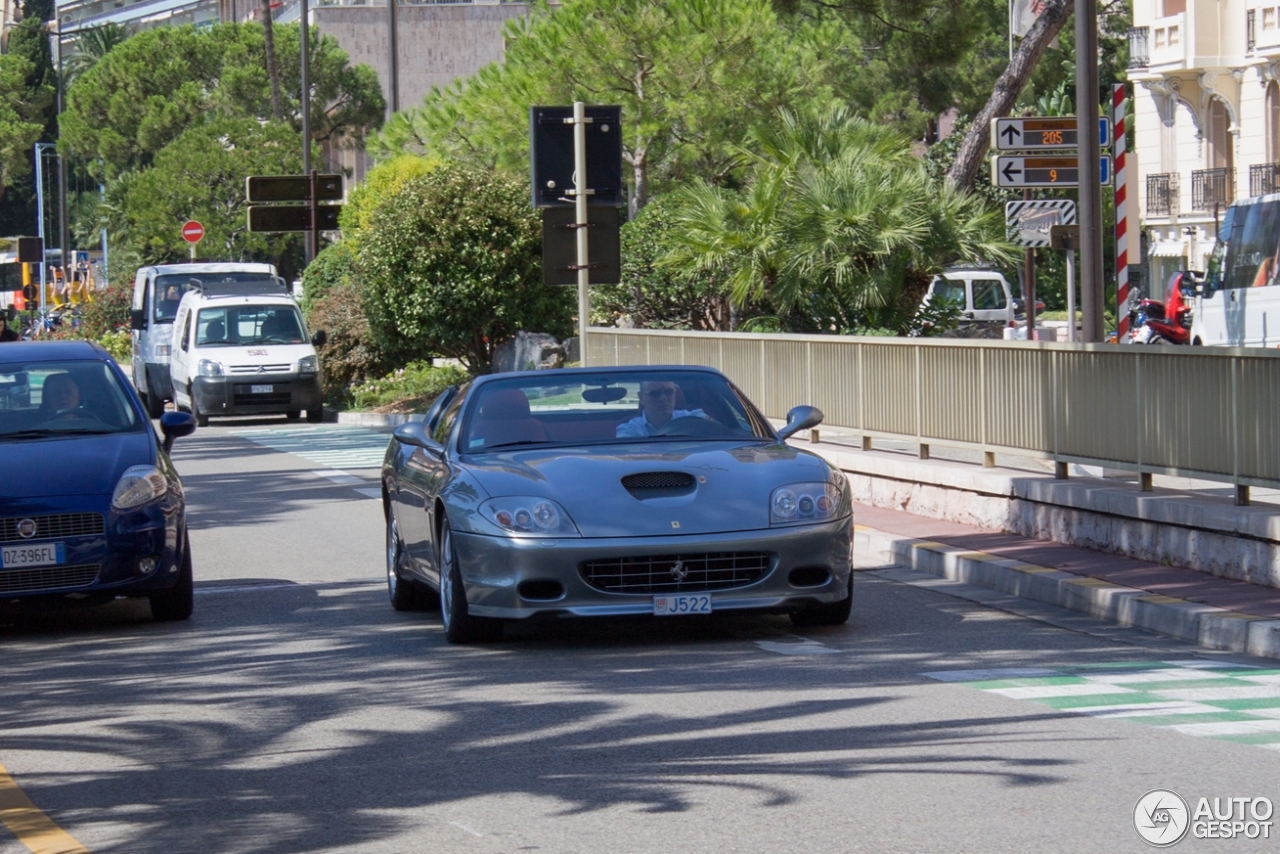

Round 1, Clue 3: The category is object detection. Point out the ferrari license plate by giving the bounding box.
[1,542,65,569]
[653,593,712,616]
[250,384,273,394]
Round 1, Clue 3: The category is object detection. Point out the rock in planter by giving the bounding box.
[493,331,565,373]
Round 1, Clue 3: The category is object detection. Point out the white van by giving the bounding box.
[168,282,326,426]
[920,267,1019,329]
[1196,195,1280,347]
[130,263,280,418]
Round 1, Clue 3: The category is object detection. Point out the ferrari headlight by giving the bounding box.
[480,497,581,537]
[770,482,842,526]
[197,359,224,378]
[112,465,168,510]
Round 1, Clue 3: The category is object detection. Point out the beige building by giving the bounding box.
[1128,0,1280,294]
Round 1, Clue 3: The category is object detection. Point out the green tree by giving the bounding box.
[593,194,733,330]
[664,107,1015,334]
[358,165,574,372]
[0,0,57,234]
[0,54,48,207]
[61,22,384,181]
[112,118,306,273]
[374,0,851,215]
[338,153,441,252]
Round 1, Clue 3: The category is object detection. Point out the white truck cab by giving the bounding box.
[168,281,326,426]
[130,263,280,418]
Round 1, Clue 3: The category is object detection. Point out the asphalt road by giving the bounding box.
[1,419,1277,854]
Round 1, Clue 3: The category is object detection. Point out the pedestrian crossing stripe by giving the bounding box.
[230,425,391,470]
[923,661,1280,750]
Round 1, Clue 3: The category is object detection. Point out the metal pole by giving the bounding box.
[1024,188,1036,340]
[100,177,108,283]
[387,0,398,115]
[1066,247,1076,342]
[301,0,314,264]
[56,27,70,300]
[34,144,51,304]
[1077,0,1104,341]
[573,101,590,364]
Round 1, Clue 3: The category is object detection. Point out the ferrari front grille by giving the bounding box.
[580,551,771,594]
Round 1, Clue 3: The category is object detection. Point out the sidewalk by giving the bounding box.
[853,502,1280,661]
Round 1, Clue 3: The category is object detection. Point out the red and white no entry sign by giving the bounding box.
[181,220,205,243]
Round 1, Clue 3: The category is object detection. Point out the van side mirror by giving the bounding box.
[130,309,146,330]
[311,329,327,348]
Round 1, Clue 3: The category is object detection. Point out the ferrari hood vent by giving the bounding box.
[622,471,696,499]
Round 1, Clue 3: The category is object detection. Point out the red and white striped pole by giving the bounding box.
[1114,83,1132,341]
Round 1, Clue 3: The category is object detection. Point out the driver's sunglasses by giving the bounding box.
[644,387,677,399]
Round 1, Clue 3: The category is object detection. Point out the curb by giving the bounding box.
[331,411,426,427]
[854,524,1280,661]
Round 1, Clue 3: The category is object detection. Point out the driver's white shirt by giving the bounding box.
[616,409,706,438]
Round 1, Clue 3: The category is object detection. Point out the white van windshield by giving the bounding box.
[197,305,306,347]
[153,274,280,322]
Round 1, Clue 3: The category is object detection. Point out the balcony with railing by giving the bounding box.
[1129,26,1149,68]
[1146,173,1180,217]
[1192,168,1235,212]
[1252,163,1280,196]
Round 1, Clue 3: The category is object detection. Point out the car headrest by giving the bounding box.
[206,320,225,341]
[479,388,532,420]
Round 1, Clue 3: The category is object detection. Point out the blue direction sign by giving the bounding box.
[992,155,1113,188]
[992,117,1112,151]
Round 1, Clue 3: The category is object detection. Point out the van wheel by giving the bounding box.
[306,406,323,423]
[285,410,301,420]
[192,399,210,427]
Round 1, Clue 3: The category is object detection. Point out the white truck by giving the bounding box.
[1195,195,1280,347]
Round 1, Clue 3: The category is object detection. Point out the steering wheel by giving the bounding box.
[41,406,106,426]
[654,415,725,437]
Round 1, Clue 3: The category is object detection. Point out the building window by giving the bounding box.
[1163,0,1185,15]
[1269,82,1280,163]
[1207,97,1234,172]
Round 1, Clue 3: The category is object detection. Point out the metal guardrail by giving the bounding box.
[586,327,1280,494]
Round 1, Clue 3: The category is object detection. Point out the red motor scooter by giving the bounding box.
[1131,271,1196,344]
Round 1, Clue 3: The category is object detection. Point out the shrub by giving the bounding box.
[351,361,469,411]
[358,164,573,373]
[76,279,132,338]
[97,329,132,364]
[306,280,395,400]
[301,242,358,316]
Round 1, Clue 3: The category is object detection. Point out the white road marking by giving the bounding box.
[1081,668,1228,684]
[450,821,484,837]
[989,683,1136,700]
[755,638,839,656]
[354,488,383,499]
[1154,686,1280,702]
[1070,701,1222,718]
[1168,719,1280,737]
[313,469,364,485]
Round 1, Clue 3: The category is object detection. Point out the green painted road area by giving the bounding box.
[925,661,1280,750]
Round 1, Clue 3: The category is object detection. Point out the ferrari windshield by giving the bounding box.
[460,370,773,453]
[0,360,142,438]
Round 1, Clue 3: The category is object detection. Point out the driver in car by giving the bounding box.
[616,380,707,437]
[39,373,80,418]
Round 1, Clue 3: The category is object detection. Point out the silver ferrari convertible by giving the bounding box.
[380,365,853,643]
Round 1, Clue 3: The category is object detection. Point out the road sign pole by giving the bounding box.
[1067,248,1077,343]
[309,170,319,266]
[1077,0,1104,342]
[301,0,313,265]
[572,101,590,365]
[1024,189,1036,341]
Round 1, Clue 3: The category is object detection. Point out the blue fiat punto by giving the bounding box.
[0,341,197,620]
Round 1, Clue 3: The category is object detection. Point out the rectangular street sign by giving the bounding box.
[529,105,625,208]
[992,155,1112,188]
[247,205,342,232]
[1005,199,1076,247]
[246,174,344,203]
[991,116,1112,151]
[542,207,620,285]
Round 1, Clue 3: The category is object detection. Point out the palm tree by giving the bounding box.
[62,23,130,88]
[662,105,1016,334]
